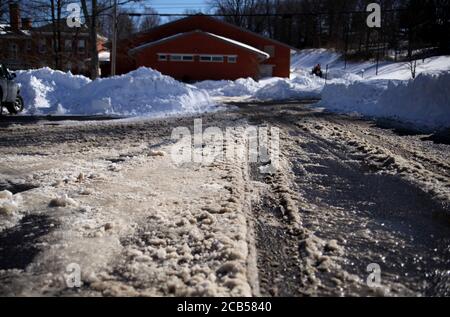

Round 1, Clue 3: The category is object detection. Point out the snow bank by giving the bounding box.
[194,78,260,97]
[16,67,214,116]
[255,75,322,100]
[14,50,450,128]
[291,49,450,128]
[195,74,323,100]
[16,68,90,114]
[320,71,450,129]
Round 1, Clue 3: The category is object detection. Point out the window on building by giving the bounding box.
[39,39,47,53]
[200,56,212,62]
[182,55,194,61]
[228,56,237,63]
[65,39,72,52]
[200,55,224,63]
[263,45,275,57]
[170,54,194,62]
[170,55,182,61]
[9,43,18,59]
[158,54,167,61]
[78,39,86,53]
[211,56,224,62]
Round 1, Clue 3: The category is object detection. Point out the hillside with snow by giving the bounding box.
[291,49,450,80]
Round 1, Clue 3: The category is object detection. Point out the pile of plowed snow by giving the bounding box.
[15,50,450,128]
[16,67,213,116]
[194,73,323,100]
[320,71,450,129]
[194,78,260,97]
[291,50,450,129]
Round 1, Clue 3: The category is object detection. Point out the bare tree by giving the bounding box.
[0,1,8,22]
[27,0,70,70]
[80,0,142,79]
[208,0,255,28]
[207,0,449,61]
[408,58,417,79]
[115,9,138,39]
[139,7,160,32]
[80,0,100,79]
[50,0,63,70]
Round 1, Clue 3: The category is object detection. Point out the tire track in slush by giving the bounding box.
[244,103,449,296]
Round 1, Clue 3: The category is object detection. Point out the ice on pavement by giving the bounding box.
[0,118,257,296]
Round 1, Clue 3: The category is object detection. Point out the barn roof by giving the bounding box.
[123,14,295,51]
[129,30,270,59]
[200,14,294,49]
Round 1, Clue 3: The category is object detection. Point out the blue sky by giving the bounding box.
[132,0,210,14]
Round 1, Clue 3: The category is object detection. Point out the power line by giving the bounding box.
[1,7,447,25]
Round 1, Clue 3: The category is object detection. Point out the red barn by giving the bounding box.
[115,15,292,81]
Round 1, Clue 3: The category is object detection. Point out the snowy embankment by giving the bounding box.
[15,49,450,128]
[291,49,450,129]
[16,67,213,116]
[291,48,450,80]
[194,49,450,129]
[320,72,450,128]
[194,74,323,100]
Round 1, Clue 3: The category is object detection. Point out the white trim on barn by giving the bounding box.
[129,30,270,60]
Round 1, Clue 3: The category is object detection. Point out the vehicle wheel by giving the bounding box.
[6,95,24,115]
[0,89,3,115]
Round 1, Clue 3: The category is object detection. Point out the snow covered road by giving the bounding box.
[0,103,449,296]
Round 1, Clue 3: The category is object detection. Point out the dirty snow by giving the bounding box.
[0,116,258,296]
[0,190,22,232]
[0,103,449,297]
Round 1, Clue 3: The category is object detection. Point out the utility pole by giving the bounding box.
[344,16,350,70]
[111,0,118,76]
[375,30,380,76]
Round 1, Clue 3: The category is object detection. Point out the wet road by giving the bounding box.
[0,103,449,296]
[241,102,450,296]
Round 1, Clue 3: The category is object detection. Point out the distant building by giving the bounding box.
[0,3,108,76]
[115,15,292,81]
